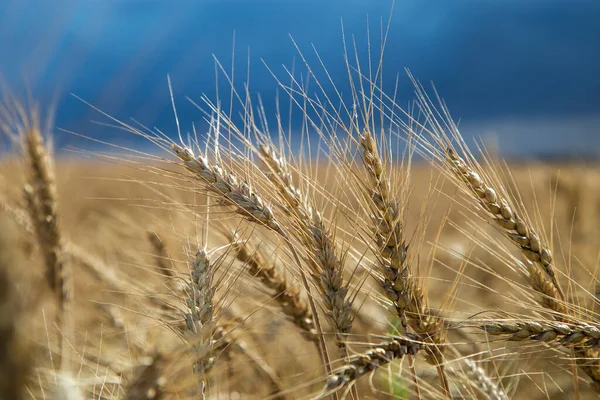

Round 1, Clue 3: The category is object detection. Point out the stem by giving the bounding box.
[408,355,421,400]
[436,364,450,399]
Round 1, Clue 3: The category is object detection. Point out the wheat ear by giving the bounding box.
[259,144,353,355]
[21,122,73,377]
[480,320,600,346]
[230,233,317,341]
[358,129,448,394]
[463,358,508,400]
[317,335,421,398]
[23,125,70,310]
[184,249,220,376]
[445,148,566,311]
[172,144,281,232]
[358,129,411,327]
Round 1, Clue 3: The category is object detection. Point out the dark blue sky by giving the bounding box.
[1,0,599,156]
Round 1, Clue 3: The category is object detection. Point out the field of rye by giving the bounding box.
[1,44,600,400]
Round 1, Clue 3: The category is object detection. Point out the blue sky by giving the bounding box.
[1,0,599,156]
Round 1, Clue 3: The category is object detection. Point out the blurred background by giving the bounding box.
[0,0,599,158]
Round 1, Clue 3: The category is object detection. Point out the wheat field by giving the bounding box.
[1,43,600,400]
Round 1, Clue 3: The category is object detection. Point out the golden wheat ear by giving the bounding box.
[228,231,318,341]
[8,108,75,383]
[317,334,422,399]
[22,123,70,311]
[184,249,219,376]
[345,127,449,395]
[257,143,354,358]
[445,148,565,307]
